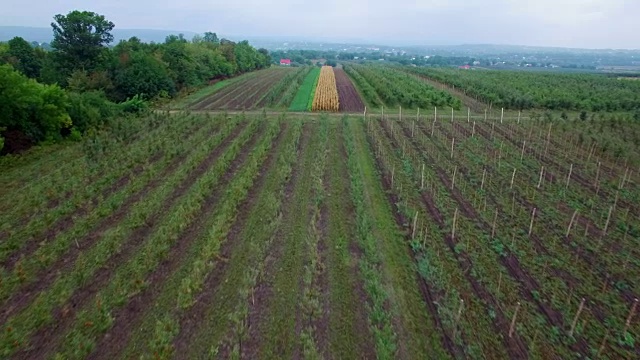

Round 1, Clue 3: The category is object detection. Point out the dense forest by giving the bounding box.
[0,10,271,153]
[404,67,640,111]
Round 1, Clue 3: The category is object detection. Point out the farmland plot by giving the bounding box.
[190,67,291,110]
[1,110,638,359]
[335,67,365,112]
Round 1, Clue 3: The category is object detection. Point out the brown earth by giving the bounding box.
[334,68,365,113]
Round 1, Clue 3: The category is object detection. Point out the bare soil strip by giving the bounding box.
[334,68,365,112]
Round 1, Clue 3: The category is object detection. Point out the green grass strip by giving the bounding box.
[289,67,320,112]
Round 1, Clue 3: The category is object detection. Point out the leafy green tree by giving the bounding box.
[51,10,115,72]
[203,32,220,45]
[113,51,175,101]
[0,64,71,144]
[6,37,42,78]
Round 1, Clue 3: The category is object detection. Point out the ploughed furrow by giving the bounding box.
[334,68,365,112]
[189,70,271,110]
[0,118,251,359]
[0,114,207,267]
[202,70,279,110]
[88,120,280,360]
[322,120,376,358]
[228,69,290,110]
[345,118,451,358]
[34,118,269,360]
[211,70,278,110]
[0,118,227,326]
[378,118,527,358]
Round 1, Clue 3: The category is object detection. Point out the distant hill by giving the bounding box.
[0,26,199,44]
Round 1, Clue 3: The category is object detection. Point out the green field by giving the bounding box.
[288,67,321,112]
[1,107,639,359]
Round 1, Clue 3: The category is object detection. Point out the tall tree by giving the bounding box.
[51,10,115,72]
[6,37,41,78]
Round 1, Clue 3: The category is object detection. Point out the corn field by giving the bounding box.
[312,66,339,112]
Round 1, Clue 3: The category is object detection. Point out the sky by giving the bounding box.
[1,0,639,49]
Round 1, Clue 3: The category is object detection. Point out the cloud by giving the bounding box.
[0,0,638,48]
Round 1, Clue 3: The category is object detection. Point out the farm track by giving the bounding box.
[368,123,461,359]
[11,120,252,360]
[326,122,376,359]
[0,120,224,325]
[347,119,453,358]
[88,121,274,360]
[246,121,319,359]
[334,68,365,112]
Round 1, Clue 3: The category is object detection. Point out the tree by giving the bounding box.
[0,64,71,145]
[6,37,41,78]
[51,10,115,72]
[203,32,219,45]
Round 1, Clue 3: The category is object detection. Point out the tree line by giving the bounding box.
[0,10,271,153]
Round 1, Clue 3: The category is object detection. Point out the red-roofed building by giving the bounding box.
[459,65,470,70]
[280,59,291,66]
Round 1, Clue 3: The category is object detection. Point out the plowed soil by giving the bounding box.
[334,68,365,112]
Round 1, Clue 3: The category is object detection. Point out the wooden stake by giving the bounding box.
[622,298,639,335]
[497,272,502,294]
[491,208,498,238]
[569,298,586,337]
[467,107,470,123]
[517,111,521,124]
[602,206,613,237]
[399,106,402,122]
[481,168,486,190]
[456,299,464,325]
[411,120,415,138]
[451,107,454,123]
[452,166,457,190]
[451,137,455,159]
[452,208,459,240]
[391,167,395,189]
[509,302,521,338]
[510,168,517,189]
[528,208,537,236]
[566,164,573,189]
[521,141,526,162]
[472,121,476,137]
[412,211,419,239]
[434,106,437,122]
[501,107,504,124]
[421,164,425,190]
[597,330,609,358]
[537,166,545,189]
[566,210,578,237]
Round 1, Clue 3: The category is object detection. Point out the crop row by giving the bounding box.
[311,66,339,112]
